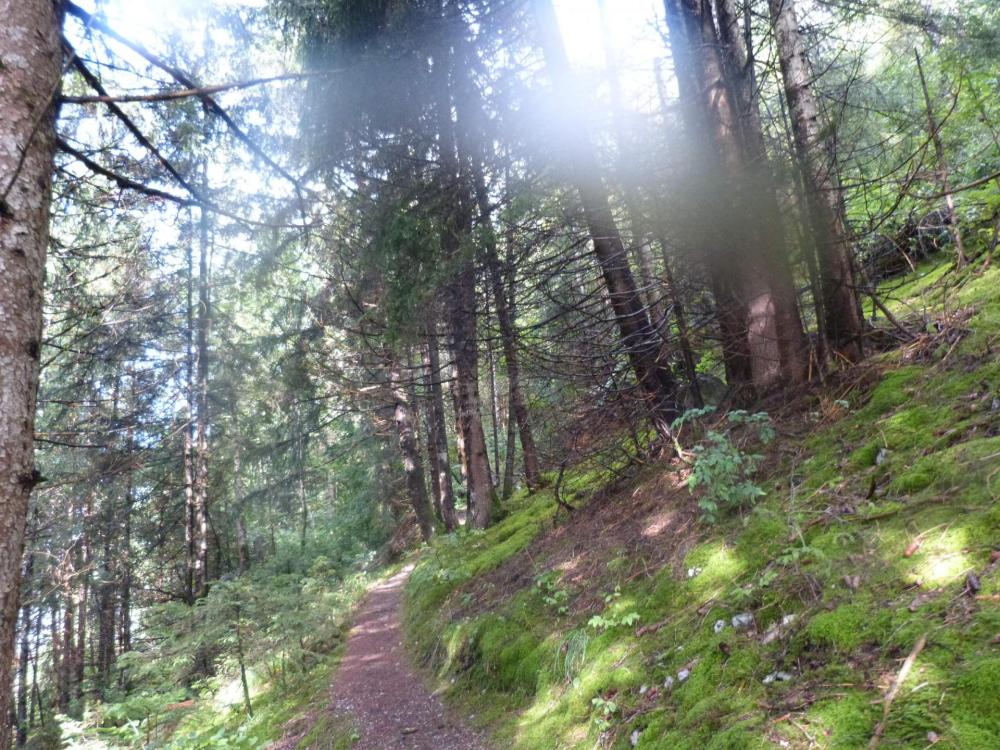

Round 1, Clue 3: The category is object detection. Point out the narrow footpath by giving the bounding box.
[328,567,489,749]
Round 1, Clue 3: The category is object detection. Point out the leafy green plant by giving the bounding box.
[590,696,618,732]
[587,611,640,632]
[535,571,570,615]
[674,409,775,523]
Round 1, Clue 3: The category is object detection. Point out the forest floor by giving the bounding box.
[306,566,489,749]
[403,258,1000,749]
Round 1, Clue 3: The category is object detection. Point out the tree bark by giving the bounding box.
[447,273,495,529]
[535,0,681,436]
[233,419,249,574]
[596,0,669,339]
[14,552,32,748]
[389,361,434,541]
[769,0,864,362]
[663,0,808,391]
[424,322,457,530]
[0,2,61,742]
[431,25,495,528]
[96,497,116,698]
[481,217,542,490]
[194,206,211,597]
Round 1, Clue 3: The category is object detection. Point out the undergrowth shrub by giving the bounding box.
[673,409,775,523]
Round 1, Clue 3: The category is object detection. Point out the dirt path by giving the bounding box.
[328,566,489,750]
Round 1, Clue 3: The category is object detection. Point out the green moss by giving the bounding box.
[880,405,949,452]
[805,601,890,651]
[735,508,786,571]
[866,367,923,414]
[401,259,1000,750]
[476,614,545,694]
[682,542,746,598]
[849,441,880,468]
[890,466,936,493]
[948,658,1000,745]
[806,691,878,748]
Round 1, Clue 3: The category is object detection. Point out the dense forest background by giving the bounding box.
[0,0,998,747]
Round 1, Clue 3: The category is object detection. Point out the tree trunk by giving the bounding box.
[486,313,501,477]
[389,361,434,541]
[663,0,807,391]
[424,322,457,531]
[295,409,309,550]
[0,2,61,742]
[96,502,116,698]
[14,555,32,748]
[431,28,495,528]
[480,209,542,490]
[914,49,967,268]
[422,348,444,524]
[501,385,518,500]
[194,206,211,597]
[534,0,681,436]
[233,423,250,574]
[234,607,252,717]
[769,0,864,362]
[449,31,544,490]
[596,0,669,339]
[29,607,41,729]
[52,599,66,713]
[74,515,89,708]
[183,425,196,603]
[448,272,496,529]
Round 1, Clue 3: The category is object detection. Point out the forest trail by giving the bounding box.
[329,566,489,749]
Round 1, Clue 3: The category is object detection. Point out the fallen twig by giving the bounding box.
[868,632,928,749]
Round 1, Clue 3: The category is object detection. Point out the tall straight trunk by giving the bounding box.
[663,0,807,391]
[432,25,495,528]
[449,370,469,510]
[118,478,132,679]
[449,32,544,489]
[425,323,457,531]
[15,548,33,748]
[49,600,72,713]
[769,0,864,362]
[0,2,61,741]
[535,0,681,436]
[193,206,211,597]
[596,0,669,338]
[914,49,967,268]
[96,500,116,698]
[119,393,134,662]
[29,607,41,729]
[234,607,252,717]
[486,315,501,476]
[653,56,754,394]
[479,206,542,490]
[74,514,89,707]
[448,272,495,529]
[501,383,518,500]
[183,215,197,604]
[295,407,309,550]
[389,361,434,541]
[233,416,249,574]
[710,0,810,385]
[422,351,443,523]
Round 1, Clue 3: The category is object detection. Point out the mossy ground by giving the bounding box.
[404,257,1000,749]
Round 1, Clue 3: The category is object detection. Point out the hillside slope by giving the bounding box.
[404,260,1000,749]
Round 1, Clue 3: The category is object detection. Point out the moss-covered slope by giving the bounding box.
[404,260,1000,749]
